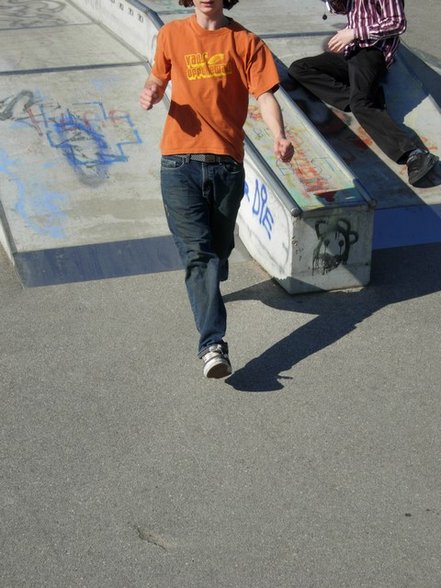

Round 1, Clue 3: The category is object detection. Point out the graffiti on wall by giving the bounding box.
[247,104,336,200]
[0,89,143,237]
[47,102,142,181]
[312,218,359,274]
[283,128,336,196]
[238,159,292,277]
[0,148,67,238]
[1,90,142,184]
[243,177,274,240]
[0,0,67,28]
[0,90,36,121]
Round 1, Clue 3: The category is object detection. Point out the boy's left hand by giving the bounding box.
[275,138,295,163]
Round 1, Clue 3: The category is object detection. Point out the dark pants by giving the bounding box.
[288,48,416,162]
[160,155,245,356]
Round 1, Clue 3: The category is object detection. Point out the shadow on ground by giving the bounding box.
[224,243,441,392]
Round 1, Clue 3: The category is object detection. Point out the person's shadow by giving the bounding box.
[224,243,441,392]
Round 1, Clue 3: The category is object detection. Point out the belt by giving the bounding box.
[187,153,234,164]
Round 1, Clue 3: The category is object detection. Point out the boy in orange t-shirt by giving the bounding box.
[140,0,293,379]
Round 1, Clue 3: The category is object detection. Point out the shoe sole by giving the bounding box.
[204,361,232,379]
[409,154,438,186]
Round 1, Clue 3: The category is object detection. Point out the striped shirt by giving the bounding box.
[328,0,407,67]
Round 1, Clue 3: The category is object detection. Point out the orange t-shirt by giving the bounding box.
[151,15,280,163]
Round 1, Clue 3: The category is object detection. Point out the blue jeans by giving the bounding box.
[161,155,245,356]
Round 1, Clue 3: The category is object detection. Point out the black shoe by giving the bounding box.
[407,151,438,186]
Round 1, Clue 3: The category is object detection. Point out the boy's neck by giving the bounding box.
[195,10,229,31]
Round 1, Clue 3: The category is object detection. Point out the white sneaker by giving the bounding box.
[201,343,232,379]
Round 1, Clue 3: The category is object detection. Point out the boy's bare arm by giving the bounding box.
[257,91,294,163]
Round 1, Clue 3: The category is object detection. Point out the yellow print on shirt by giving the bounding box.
[185,52,232,80]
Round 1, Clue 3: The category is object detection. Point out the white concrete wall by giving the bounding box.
[239,157,294,281]
[72,0,160,61]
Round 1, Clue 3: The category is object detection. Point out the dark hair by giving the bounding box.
[179,0,239,8]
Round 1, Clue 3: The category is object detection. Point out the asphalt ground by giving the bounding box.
[1,1,441,586]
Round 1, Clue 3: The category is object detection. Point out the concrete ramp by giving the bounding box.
[1,0,439,290]
[0,0,180,286]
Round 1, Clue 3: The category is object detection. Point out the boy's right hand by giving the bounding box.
[139,83,161,110]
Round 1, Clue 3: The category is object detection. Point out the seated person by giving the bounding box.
[288,0,438,186]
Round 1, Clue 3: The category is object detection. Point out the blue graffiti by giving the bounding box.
[49,110,117,168]
[46,104,141,168]
[244,178,274,240]
[1,95,142,181]
[0,149,67,239]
